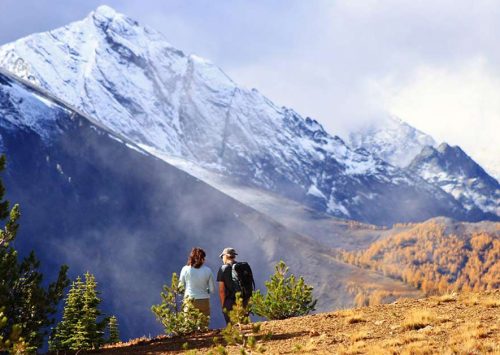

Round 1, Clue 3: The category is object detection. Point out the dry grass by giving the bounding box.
[434,293,457,304]
[447,339,500,355]
[349,329,370,342]
[366,345,398,355]
[463,293,480,306]
[481,296,500,308]
[400,342,435,355]
[446,321,499,354]
[95,290,500,355]
[346,315,366,324]
[450,322,490,342]
[291,338,320,353]
[399,333,427,345]
[462,293,500,308]
[101,335,154,349]
[381,338,404,347]
[338,340,367,355]
[338,309,367,324]
[401,310,436,330]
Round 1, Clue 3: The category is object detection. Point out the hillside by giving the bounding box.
[93,290,500,354]
[0,67,422,338]
[337,219,500,298]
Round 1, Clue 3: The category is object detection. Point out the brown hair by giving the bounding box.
[187,247,206,269]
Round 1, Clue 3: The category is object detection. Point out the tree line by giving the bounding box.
[338,221,499,298]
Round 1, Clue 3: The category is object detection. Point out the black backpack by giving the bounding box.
[230,262,255,301]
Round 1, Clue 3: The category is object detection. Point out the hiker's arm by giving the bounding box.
[218,282,225,305]
[178,267,186,292]
[208,272,215,294]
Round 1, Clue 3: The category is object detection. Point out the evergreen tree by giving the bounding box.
[0,307,25,353]
[50,272,107,351]
[81,272,106,349]
[49,276,85,350]
[70,320,91,351]
[151,272,208,336]
[0,155,69,351]
[107,315,120,344]
[252,260,317,320]
[213,293,268,354]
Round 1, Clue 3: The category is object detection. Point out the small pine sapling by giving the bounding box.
[151,272,209,336]
[252,260,317,320]
[107,315,120,344]
[213,293,267,354]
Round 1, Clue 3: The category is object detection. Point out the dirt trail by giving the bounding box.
[95,290,500,354]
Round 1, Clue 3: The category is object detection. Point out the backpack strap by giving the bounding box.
[223,263,237,298]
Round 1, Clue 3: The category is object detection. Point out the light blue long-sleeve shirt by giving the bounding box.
[179,265,215,299]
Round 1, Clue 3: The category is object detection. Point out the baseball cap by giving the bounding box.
[219,247,238,258]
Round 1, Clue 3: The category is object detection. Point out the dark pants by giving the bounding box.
[222,297,250,324]
[222,298,235,324]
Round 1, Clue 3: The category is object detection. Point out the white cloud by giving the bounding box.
[225,0,500,179]
[376,57,500,178]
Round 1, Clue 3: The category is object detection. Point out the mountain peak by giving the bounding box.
[437,142,451,151]
[409,143,499,216]
[89,5,123,27]
[411,142,482,176]
[348,115,436,168]
[88,4,143,36]
[437,142,456,154]
[93,4,119,17]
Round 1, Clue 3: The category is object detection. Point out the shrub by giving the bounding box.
[151,272,208,336]
[252,260,317,320]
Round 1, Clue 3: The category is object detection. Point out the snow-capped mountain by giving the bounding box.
[348,116,499,218]
[348,115,437,168]
[0,5,493,225]
[408,143,500,217]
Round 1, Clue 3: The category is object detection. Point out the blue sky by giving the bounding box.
[0,0,499,177]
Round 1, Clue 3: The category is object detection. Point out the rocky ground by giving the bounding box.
[95,290,500,354]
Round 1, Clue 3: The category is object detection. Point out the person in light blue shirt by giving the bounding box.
[179,247,215,319]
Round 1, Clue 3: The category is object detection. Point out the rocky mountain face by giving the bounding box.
[0,5,492,226]
[408,143,499,217]
[348,115,437,168]
[349,116,499,219]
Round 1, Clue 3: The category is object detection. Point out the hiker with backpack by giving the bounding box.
[217,247,255,324]
[179,247,215,319]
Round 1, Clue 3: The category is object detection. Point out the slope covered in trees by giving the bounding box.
[338,220,500,295]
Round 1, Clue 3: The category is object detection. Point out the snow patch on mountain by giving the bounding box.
[348,115,436,168]
[0,71,64,139]
[408,144,499,216]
